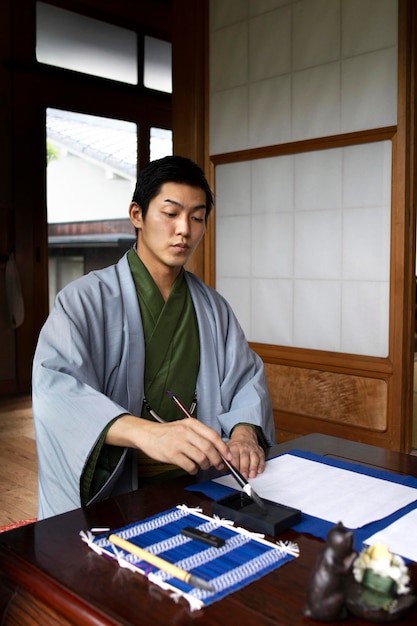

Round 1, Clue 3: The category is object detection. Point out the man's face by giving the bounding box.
[130,182,207,274]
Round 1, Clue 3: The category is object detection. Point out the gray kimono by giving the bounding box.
[32,253,275,519]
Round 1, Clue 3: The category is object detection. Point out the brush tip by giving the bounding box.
[189,574,213,592]
[166,390,174,397]
[250,489,267,511]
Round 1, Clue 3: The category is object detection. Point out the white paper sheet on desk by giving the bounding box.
[214,454,417,529]
[363,508,417,562]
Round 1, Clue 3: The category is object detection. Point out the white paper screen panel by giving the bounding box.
[210,0,398,153]
[215,141,391,357]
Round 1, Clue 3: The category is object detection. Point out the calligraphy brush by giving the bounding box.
[166,390,266,511]
[108,533,213,591]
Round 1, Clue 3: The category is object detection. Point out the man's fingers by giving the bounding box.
[137,418,230,473]
[227,440,265,479]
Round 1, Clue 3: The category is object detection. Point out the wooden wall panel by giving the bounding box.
[265,363,388,443]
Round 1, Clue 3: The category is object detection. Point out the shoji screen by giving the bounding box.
[211,0,397,358]
[210,0,404,448]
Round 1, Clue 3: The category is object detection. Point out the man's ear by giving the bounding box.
[129,202,143,229]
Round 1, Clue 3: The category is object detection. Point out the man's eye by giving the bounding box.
[192,216,204,223]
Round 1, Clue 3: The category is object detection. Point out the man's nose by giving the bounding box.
[176,214,190,234]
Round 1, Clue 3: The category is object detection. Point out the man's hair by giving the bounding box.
[132,155,214,220]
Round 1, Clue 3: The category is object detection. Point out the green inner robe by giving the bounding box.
[80,249,200,503]
[131,250,200,425]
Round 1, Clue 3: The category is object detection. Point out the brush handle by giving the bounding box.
[220,454,246,489]
[166,390,265,508]
[108,534,212,591]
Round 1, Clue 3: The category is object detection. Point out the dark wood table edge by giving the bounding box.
[0,545,126,626]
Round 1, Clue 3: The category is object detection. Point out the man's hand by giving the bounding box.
[105,414,232,475]
[227,425,265,479]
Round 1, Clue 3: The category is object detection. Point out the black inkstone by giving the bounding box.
[211,492,301,536]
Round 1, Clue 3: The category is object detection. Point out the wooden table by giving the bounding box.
[1,434,417,625]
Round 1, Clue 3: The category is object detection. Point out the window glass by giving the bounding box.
[144,36,172,93]
[48,256,83,311]
[46,108,137,307]
[36,2,138,84]
[150,127,173,161]
[46,108,137,222]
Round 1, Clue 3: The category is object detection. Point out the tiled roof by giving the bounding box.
[47,108,137,179]
[48,233,135,247]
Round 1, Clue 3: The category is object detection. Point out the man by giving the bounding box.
[32,156,275,519]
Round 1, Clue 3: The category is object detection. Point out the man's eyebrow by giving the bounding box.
[164,198,207,210]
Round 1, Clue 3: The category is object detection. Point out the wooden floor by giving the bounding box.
[0,394,37,527]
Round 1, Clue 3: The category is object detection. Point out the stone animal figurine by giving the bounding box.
[304,522,356,621]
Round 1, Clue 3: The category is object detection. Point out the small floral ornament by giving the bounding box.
[352,544,410,608]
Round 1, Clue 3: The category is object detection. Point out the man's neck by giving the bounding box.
[137,251,181,301]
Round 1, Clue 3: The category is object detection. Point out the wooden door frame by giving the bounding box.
[396,0,417,451]
[172,0,212,282]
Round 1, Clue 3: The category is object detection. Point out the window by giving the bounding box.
[46,110,173,306]
[36,2,173,93]
[144,36,172,93]
[35,0,173,308]
[150,127,173,161]
[36,2,138,84]
[46,108,138,304]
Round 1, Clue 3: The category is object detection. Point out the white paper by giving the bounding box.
[363,508,417,562]
[215,454,417,529]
